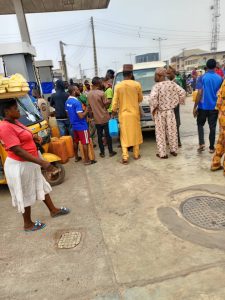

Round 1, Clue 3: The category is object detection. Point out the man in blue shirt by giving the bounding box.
[65,85,91,165]
[193,59,223,153]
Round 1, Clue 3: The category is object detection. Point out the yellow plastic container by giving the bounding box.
[60,136,75,158]
[51,126,60,138]
[79,139,96,162]
[49,139,69,164]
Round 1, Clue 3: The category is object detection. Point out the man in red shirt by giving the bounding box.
[215,62,224,78]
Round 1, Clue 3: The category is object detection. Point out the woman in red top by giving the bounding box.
[0,99,70,232]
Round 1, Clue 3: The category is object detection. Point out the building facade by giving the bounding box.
[135,53,159,64]
[171,49,225,72]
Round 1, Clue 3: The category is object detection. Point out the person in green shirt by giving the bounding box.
[175,72,183,88]
[102,79,113,113]
[75,83,96,143]
[76,83,88,106]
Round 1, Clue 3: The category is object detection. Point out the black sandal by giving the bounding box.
[170,152,178,157]
[156,154,168,159]
[75,157,82,162]
[197,145,205,153]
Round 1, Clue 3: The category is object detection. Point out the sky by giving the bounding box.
[0,0,225,79]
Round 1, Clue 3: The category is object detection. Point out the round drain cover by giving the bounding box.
[57,231,81,249]
[181,196,225,230]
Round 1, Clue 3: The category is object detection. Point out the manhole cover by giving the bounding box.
[181,196,225,230]
[57,231,81,249]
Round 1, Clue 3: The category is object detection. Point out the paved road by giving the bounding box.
[1,98,225,300]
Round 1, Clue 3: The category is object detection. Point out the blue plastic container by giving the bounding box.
[109,119,119,137]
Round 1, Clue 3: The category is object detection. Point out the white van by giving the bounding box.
[114,61,166,130]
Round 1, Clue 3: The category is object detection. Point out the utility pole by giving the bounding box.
[182,48,186,70]
[126,53,136,64]
[112,61,119,70]
[210,0,220,55]
[79,64,83,81]
[153,37,167,61]
[59,41,68,82]
[90,17,98,76]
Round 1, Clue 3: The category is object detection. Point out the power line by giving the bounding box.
[95,18,213,34]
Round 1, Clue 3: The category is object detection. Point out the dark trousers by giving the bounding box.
[96,123,113,154]
[197,109,218,150]
[192,78,197,91]
[174,104,181,145]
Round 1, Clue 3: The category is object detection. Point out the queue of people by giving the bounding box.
[1,59,225,233]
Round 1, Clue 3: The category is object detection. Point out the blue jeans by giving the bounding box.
[57,119,73,137]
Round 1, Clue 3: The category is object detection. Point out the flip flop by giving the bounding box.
[211,166,223,171]
[121,159,129,165]
[197,145,205,153]
[170,152,178,157]
[109,151,117,157]
[156,154,168,159]
[24,220,46,232]
[51,207,70,218]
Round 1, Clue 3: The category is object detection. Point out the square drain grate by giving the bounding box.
[57,231,81,249]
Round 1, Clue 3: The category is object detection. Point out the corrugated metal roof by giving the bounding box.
[0,0,110,14]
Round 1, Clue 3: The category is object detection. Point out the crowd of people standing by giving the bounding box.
[1,58,225,232]
[48,59,225,168]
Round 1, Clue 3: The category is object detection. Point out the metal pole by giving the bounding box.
[126,53,136,64]
[79,64,83,81]
[112,61,119,70]
[90,17,98,77]
[60,41,68,82]
[158,39,162,61]
[182,48,186,70]
[153,37,167,61]
[211,0,220,54]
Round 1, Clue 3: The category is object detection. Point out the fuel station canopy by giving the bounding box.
[0,0,110,14]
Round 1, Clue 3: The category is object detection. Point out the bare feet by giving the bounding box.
[134,155,141,160]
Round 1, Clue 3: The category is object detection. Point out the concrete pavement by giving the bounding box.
[1,98,225,300]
